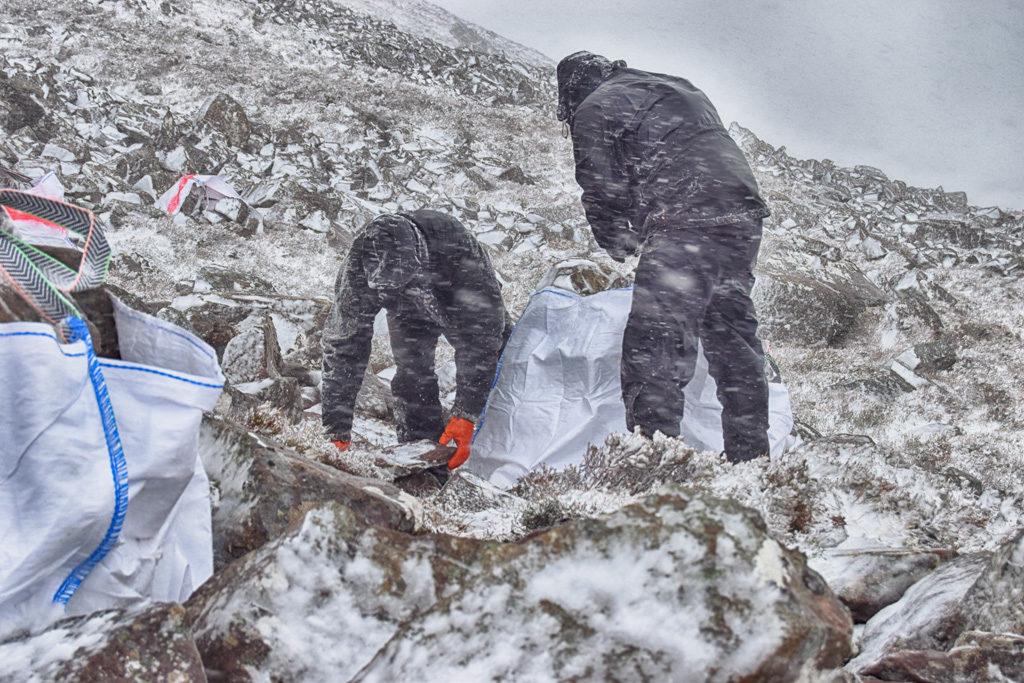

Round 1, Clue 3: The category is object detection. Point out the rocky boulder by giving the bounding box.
[353,365,395,423]
[186,503,490,682]
[814,548,950,623]
[861,631,1024,682]
[158,298,251,358]
[754,234,888,346]
[0,74,46,134]
[199,417,423,568]
[198,93,251,149]
[0,603,204,682]
[221,313,283,384]
[357,489,853,681]
[848,529,1024,673]
[226,375,305,420]
[158,291,330,373]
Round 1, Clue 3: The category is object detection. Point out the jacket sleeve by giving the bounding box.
[446,239,508,423]
[572,106,640,262]
[321,248,378,442]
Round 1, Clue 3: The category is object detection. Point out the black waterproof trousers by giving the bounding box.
[621,219,769,461]
[387,313,445,442]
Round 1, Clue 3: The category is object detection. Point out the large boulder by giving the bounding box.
[159,298,251,358]
[861,631,1024,682]
[199,417,423,568]
[158,292,330,367]
[0,75,45,134]
[186,503,490,682]
[754,234,888,345]
[227,375,305,420]
[357,489,853,681]
[221,312,283,384]
[0,603,204,682]
[353,365,395,423]
[849,529,1024,673]
[814,548,949,623]
[198,93,251,149]
[955,529,1024,636]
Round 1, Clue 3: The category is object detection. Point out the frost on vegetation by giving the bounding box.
[713,440,1024,561]
[422,431,727,542]
[421,420,1024,561]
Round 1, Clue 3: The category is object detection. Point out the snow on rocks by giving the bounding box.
[221,312,282,384]
[199,417,422,569]
[848,554,990,672]
[753,233,888,346]
[198,92,251,149]
[812,548,950,623]
[859,630,1024,682]
[0,603,204,683]
[186,503,489,682]
[849,529,1024,674]
[368,440,453,479]
[356,489,853,681]
[2,0,1024,676]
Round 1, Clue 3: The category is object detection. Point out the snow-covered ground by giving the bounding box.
[2,0,1024,678]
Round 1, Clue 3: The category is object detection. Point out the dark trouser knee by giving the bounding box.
[622,231,708,439]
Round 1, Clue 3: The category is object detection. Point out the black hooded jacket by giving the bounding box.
[321,210,510,441]
[558,53,769,260]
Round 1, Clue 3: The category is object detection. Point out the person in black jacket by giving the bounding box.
[322,210,511,469]
[557,51,770,462]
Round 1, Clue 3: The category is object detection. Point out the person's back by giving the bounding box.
[396,209,507,337]
[571,66,768,235]
[321,210,510,468]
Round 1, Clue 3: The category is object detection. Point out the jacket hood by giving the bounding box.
[556,51,625,124]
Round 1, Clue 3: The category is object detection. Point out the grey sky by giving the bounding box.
[432,0,1023,209]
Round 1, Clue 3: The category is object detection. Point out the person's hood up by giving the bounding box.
[556,51,625,125]
[361,213,428,291]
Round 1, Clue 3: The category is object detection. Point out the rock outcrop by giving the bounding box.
[358,490,853,681]
[850,530,1024,673]
[199,417,423,568]
[186,504,489,682]
[0,603,205,683]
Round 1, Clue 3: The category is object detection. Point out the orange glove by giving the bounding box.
[440,417,474,470]
[333,440,350,452]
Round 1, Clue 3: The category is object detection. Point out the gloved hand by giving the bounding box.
[333,440,351,452]
[439,417,474,470]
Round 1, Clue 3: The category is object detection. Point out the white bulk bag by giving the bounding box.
[470,288,795,487]
[0,295,223,636]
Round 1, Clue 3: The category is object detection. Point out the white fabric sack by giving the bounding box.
[0,295,223,636]
[470,288,795,488]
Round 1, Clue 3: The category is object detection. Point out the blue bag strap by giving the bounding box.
[51,317,129,605]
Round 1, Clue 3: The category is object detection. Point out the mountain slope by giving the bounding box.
[2,0,1024,678]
